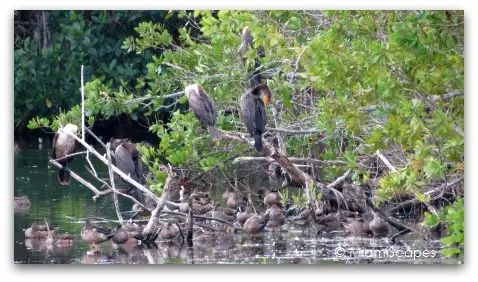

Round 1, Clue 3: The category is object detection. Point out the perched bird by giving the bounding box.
[81,219,114,248]
[226,191,244,210]
[343,212,373,237]
[112,225,130,245]
[239,26,265,89]
[237,204,254,226]
[263,188,281,208]
[160,222,181,242]
[368,211,389,237]
[185,84,220,141]
[264,203,286,231]
[212,202,236,224]
[243,214,269,234]
[239,84,272,152]
[51,123,78,185]
[289,207,313,234]
[222,187,235,202]
[110,138,145,204]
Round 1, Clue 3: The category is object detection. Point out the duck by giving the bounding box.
[226,191,244,210]
[80,219,114,248]
[264,203,286,231]
[191,191,211,206]
[160,222,181,242]
[263,189,281,208]
[14,196,31,214]
[193,229,220,245]
[222,187,235,202]
[45,229,74,250]
[343,212,373,237]
[112,225,130,245]
[237,204,254,225]
[289,207,313,233]
[316,212,346,234]
[243,214,269,234]
[368,211,389,237]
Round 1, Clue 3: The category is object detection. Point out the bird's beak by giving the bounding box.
[262,95,270,105]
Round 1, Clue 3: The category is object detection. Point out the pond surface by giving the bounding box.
[14,144,458,264]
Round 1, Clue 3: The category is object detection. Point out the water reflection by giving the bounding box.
[14,146,456,264]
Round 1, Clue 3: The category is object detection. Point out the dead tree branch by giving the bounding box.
[106,142,124,225]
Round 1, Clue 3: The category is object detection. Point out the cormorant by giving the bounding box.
[240,26,265,89]
[110,138,145,204]
[51,123,78,185]
[239,84,272,151]
[185,84,220,140]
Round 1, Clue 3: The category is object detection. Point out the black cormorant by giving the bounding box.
[185,84,220,140]
[110,138,145,204]
[51,123,78,185]
[239,84,272,151]
[240,26,265,89]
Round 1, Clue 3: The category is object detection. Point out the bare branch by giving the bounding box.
[106,142,124,225]
[60,128,161,204]
[327,169,352,189]
[376,150,397,172]
[49,159,110,197]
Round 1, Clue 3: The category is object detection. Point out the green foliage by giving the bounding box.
[15,11,168,128]
[25,11,464,230]
[422,198,464,258]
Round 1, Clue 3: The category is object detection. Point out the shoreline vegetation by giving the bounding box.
[17,10,464,262]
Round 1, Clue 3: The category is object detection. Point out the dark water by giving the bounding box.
[14,144,458,264]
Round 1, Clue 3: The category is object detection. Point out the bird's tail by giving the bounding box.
[58,166,71,185]
[258,216,270,231]
[254,133,263,152]
[208,125,221,141]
